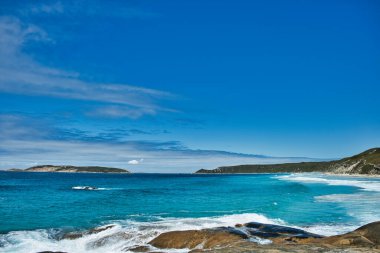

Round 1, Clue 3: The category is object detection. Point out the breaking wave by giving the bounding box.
[71,186,120,191]
[275,173,380,192]
[276,173,380,228]
[0,212,362,253]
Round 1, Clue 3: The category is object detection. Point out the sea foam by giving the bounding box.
[276,173,380,228]
[275,173,380,192]
[0,213,282,253]
[0,212,361,253]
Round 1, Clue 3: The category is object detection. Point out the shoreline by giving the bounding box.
[5,219,377,253]
[4,170,380,178]
[195,171,380,178]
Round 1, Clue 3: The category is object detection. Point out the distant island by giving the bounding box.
[9,165,129,173]
[196,148,380,175]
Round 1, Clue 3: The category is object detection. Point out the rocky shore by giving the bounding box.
[37,221,380,253]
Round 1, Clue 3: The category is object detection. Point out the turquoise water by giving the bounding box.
[1,172,380,252]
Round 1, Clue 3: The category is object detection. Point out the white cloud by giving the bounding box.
[128,159,140,165]
[0,16,173,119]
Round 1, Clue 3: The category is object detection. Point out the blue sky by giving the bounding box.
[0,0,379,172]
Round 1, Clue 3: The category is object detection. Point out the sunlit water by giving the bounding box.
[0,172,379,253]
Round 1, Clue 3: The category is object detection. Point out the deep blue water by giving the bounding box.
[0,171,379,252]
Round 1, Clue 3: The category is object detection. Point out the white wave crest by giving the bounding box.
[301,224,358,236]
[0,213,283,253]
[71,186,117,191]
[275,173,380,192]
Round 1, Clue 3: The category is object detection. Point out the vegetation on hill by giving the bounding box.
[22,165,129,173]
[196,148,380,175]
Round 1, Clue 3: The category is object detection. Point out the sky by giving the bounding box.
[0,0,379,172]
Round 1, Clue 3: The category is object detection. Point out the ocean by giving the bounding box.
[0,172,379,253]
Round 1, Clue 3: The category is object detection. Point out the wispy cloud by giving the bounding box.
[0,114,316,172]
[0,16,173,119]
[21,1,159,19]
[29,2,64,15]
[87,106,157,119]
[57,126,169,141]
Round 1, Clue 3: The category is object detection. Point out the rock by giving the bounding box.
[189,241,379,252]
[129,246,151,252]
[62,224,115,240]
[148,221,380,252]
[62,232,83,240]
[244,222,323,240]
[87,232,132,248]
[149,227,248,249]
[317,221,380,247]
[89,225,115,234]
[352,221,380,245]
[36,252,67,253]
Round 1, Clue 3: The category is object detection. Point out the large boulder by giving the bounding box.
[243,222,323,240]
[318,221,380,247]
[149,227,247,249]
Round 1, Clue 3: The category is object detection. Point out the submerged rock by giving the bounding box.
[62,224,115,240]
[88,231,132,249]
[37,252,68,253]
[129,246,151,252]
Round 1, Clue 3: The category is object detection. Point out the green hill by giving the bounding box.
[196,148,380,175]
[21,165,129,173]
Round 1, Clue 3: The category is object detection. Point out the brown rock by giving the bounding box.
[149,228,247,249]
[189,241,380,252]
[317,221,380,247]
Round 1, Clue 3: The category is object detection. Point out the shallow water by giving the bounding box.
[0,172,379,253]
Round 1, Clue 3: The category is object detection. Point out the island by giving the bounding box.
[9,165,129,173]
[196,148,380,175]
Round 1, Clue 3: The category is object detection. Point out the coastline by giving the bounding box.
[7,170,380,178]
[18,220,380,253]
[195,171,380,178]
[323,172,380,178]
